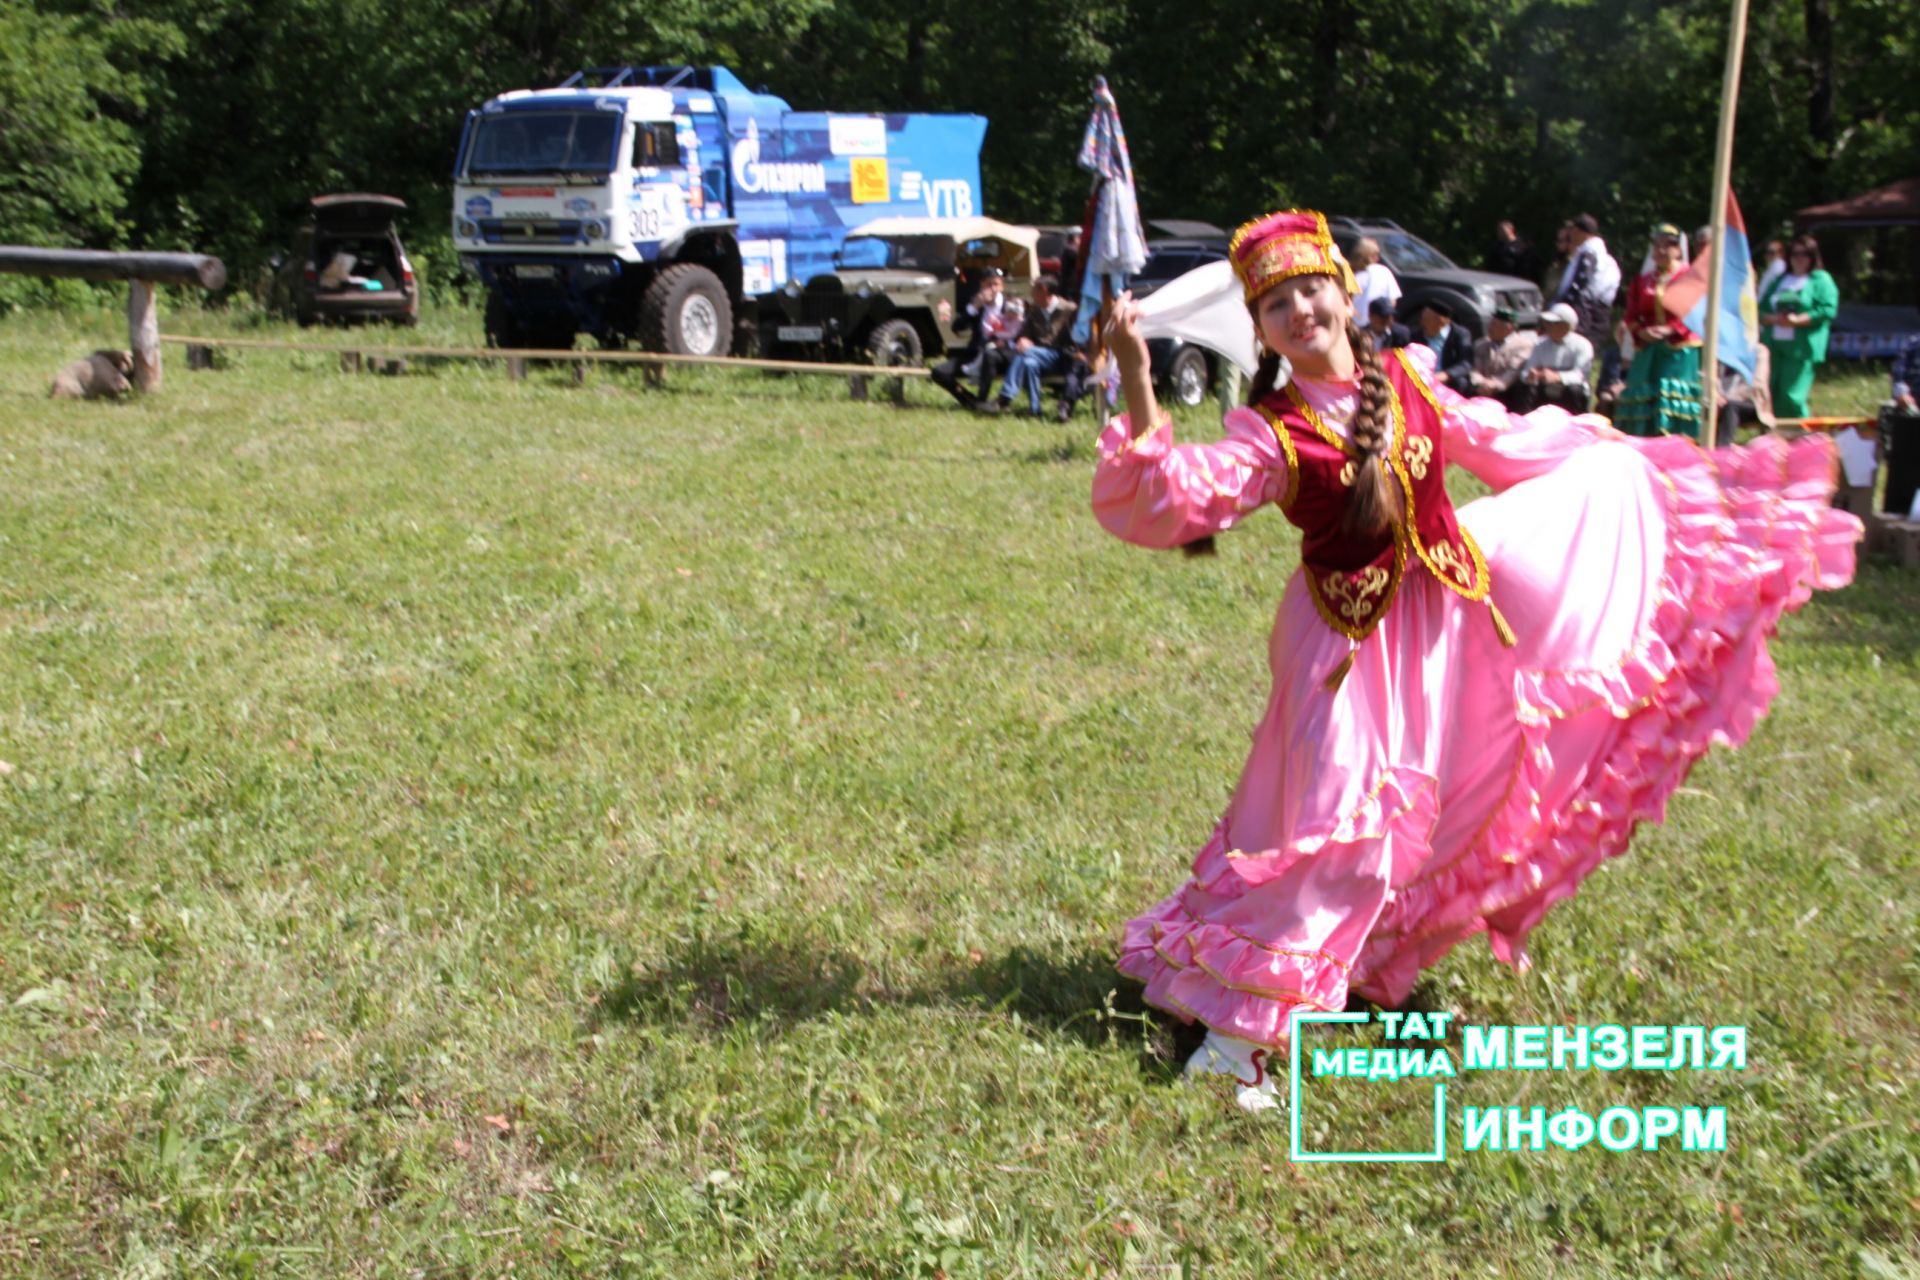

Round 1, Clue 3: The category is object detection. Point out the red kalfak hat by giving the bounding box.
[1229,209,1357,307]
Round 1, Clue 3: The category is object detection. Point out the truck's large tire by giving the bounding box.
[639,264,732,357]
[864,317,923,368]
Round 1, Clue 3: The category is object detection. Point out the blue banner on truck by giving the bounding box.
[727,112,986,295]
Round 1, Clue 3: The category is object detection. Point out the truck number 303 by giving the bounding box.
[630,207,663,239]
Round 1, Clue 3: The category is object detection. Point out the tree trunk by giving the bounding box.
[1309,0,1347,142]
[903,14,927,110]
[1804,0,1833,200]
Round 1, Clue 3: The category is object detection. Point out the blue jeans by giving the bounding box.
[1000,346,1069,413]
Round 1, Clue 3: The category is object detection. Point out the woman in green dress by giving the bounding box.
[1616,224,1703,437]
[1759,234,1839,419]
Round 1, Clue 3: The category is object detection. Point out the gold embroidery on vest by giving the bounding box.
[1404,434,1433,480]
[1337,459,1356,486]
[1321,565,1390,623]
[1388,349,1493,604]
[1429,538,1477,588]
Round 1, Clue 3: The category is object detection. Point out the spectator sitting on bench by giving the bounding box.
[1415,299,1474,387]
[1362,296,1410,351]
[1515,302,1595,412]
[932,268,1005,410]
[1468,306,1538,409]
[980,275,1079,418]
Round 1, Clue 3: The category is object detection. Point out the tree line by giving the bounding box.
[3,0,1913,304]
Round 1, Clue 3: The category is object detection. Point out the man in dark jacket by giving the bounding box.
[1362,297,1411,352]
[1415,300,1473,386]
[931,268,1005,409]
[980,274,1079,417]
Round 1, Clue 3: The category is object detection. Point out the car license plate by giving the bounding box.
[515,265,556,280]
[777,325,823,342]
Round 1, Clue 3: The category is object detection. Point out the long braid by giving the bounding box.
[1246,350,1284,405]
[1342,320,1404,537]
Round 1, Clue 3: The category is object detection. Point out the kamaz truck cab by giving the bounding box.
[452,65,987,355]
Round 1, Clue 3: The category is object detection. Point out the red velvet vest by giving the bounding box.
[1254,348,1494,642]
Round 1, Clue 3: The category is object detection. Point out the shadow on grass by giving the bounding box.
[592,933,1195,1079]
[1016,433,1096,465]
[593,935,868,1031]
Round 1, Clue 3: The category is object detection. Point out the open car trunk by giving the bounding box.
[309,194,409,297]
[311,193,406,234]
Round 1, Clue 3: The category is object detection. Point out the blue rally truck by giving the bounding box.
[452,66,987,354]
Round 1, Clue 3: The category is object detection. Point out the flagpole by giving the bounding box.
[1702,0,1752,441]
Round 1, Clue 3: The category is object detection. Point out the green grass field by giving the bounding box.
[2,308,1916,1278]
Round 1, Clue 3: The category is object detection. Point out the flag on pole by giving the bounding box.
[1663,189,1757,381]
[1072,76,1148,345]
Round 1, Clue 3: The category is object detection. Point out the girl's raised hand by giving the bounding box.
[1102,291,1149,373]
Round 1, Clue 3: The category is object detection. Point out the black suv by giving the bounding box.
[1327,216,1539,338]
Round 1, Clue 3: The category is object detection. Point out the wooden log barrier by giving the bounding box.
[0,247,226,396]
[157,334,933,405]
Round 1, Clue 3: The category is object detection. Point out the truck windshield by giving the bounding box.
[468,112,619,175]
[838,236,955,274]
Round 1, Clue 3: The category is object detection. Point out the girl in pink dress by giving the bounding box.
[1093,210,1860,1111]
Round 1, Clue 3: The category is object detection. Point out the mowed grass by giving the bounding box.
[1,309,1915,1279]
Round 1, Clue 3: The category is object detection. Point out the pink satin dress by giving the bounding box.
[1093,350,1860,1048]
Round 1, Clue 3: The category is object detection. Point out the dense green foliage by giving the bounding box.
[1,311,1915,1274]
[4,0,1916,293]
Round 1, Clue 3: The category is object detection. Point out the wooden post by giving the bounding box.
[186,344,214,371]
[340,351,362,374]
[573,360,587,386]
[128,280,160,393]
[507,356,526,381]
[849,375,869,402]
[1700,0,1751,441]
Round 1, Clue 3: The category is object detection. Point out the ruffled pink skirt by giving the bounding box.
[1117,422,1860,1047]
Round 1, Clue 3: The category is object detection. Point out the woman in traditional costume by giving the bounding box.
[1091,211,1859,1111]
[1615,224,1704,437]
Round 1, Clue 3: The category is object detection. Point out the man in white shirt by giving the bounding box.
[1350,238,1401,327]
[1552,213,1620,351]
[1517,302,1594,412]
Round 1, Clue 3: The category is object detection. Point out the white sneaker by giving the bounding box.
[1185,1031,1283,1113]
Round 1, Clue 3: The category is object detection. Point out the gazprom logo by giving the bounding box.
[731,119,826,196]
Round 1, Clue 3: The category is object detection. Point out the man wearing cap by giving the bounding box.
[1551,213,1621,352]
[1469,307,1540,409]
[1415,299,1473,387]
[1516,302,1595,412]
[1361,297,1410,352]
